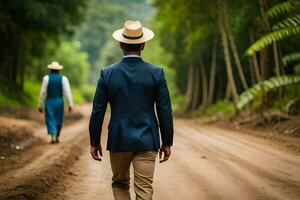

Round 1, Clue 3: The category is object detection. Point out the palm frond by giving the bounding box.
[267,0,300,18]
[246,26,300,56]
[273,15,300,30]
[283,96,300,114]
[237,75,300,110]
[282,52,300,66]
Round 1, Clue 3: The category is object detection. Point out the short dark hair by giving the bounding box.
[121,43,143,52]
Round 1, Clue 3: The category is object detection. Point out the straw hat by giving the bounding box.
[112,21,154,44]
[47,61,63,70]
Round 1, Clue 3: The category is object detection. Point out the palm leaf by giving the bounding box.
[273,15,300,30]
[283,96,300,113]
[237,75,300,110]
[282,52,300,66]
[267,0,300,18]
[246,26,300,56]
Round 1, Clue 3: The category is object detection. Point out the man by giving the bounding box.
[39,61,73,143]
[89,21,174,200]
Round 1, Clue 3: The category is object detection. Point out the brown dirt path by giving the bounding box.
[57,118,300,200]
[0,105,90,199]
[1,108,300,199]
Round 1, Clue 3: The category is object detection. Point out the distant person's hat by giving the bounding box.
[47,61,63,70]
[112,20,154,44]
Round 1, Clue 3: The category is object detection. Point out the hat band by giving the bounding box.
[122,33,143,40]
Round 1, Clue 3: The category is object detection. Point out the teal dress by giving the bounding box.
[45,72,64,136]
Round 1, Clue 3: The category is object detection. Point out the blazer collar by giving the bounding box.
[121,55,143,62]
[123,55,140,58]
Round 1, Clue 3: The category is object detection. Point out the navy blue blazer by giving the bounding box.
[89,57,174,152]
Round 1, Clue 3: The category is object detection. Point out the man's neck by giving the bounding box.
[123,52,141,56]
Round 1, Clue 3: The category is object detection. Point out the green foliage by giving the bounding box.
[273,15,300,30]
[79,84,95,102]
[247,0,300,56]
[267,0,300,18]
[72,88,85,104]
[54,41,95,102]
[0,91,21,108]
[154,0,300,115]
[76,0,154,84]
[283,96,300,114]
[97,40,123,68]
[142,24,185,111]
[246,26,300,55]
[282,52,300,66]
[55,41,90,88]
[295,63,300,74]
[0,0,89,93]
[199,100,235,118]
[23,79,41,107]
[237,75,300,110]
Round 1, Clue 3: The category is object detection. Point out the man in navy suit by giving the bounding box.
[89,20,174,200]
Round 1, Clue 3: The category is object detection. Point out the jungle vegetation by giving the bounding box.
[1,0,299,117]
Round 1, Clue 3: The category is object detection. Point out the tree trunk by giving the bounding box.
[248,57,256,85]
[191,64,200,110]
[273,42,280,76]
[208,38,217,105]
[224,7,248,90]
[218,0,238,102]
[249,28,262,82]
[225,83,231,100]
[185,65,195,111]
[259,0,273,80]
[278,43,285,75]
[273,41,284,111]
[200,57,208,108]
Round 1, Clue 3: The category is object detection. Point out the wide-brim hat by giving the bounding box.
[47,61,63,70]
[112,20,154,44]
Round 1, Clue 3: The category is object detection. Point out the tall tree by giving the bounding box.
[218,0,238,101]
[0,0,88,94]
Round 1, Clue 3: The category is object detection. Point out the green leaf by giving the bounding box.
[237,75,300,110]
[282,52,300,66]
[246,26,300,56]
[273,15,300,30]
[267,0,300,18]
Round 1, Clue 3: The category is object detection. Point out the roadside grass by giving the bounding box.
[198,100,236,119]
[0,79,94,110]
[0,90,21,108]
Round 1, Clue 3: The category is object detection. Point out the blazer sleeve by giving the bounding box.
[89,69,108,147]
[155,68,174,147]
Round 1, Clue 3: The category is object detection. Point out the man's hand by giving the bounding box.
[38,107,43,113]
[90,145,103,161]
[68,106,72,112]
[159,146,171,163]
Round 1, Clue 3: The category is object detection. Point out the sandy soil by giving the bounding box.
[1,108,300,199]
[0,105,87,199]
[204,113,300,154]
[50,119,300,200]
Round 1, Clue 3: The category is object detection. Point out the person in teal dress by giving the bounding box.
[38,61,73,143]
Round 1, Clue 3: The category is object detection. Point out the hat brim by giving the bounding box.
[112,27,154,44]
[47,65,63,70]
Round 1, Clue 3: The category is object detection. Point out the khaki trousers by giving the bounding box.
[109,151,158,200]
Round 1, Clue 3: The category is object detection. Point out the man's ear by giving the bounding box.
[140,43,145,51]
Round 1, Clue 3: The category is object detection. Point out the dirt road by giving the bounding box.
[1,110,300,199]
